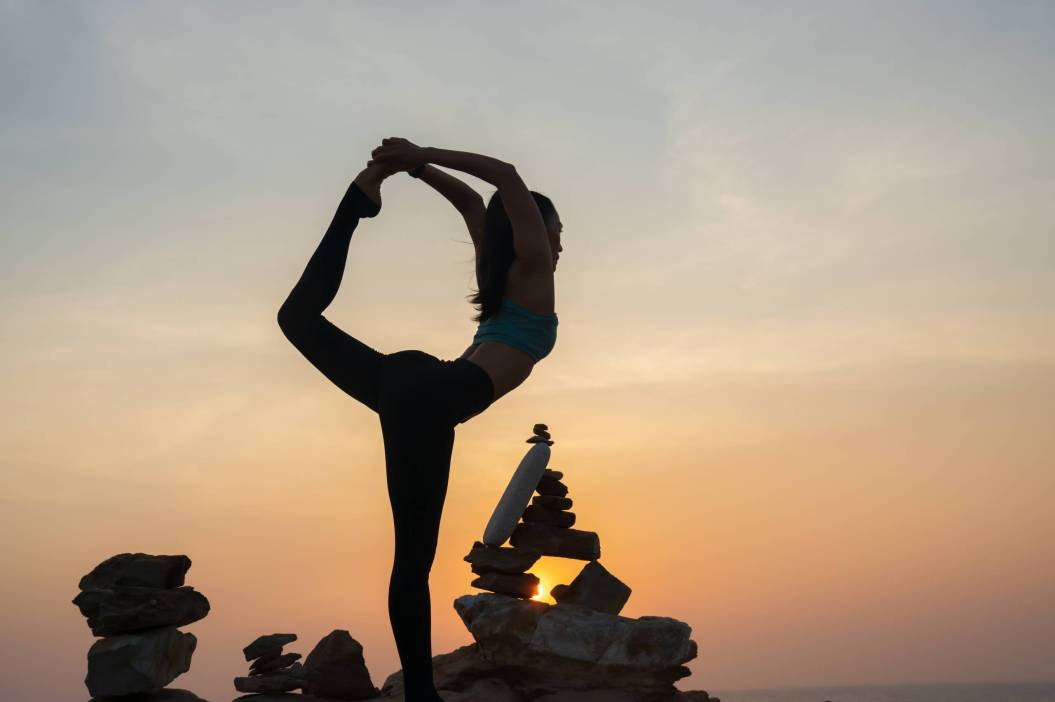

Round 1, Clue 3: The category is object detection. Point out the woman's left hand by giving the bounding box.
[369,137,427,170]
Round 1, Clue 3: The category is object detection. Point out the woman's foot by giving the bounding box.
[352,162,403,216]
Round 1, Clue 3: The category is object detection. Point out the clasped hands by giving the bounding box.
[367,137,428,175]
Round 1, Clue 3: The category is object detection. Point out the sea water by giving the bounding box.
[711,682,1055,702]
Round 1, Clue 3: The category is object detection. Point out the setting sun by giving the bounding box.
[532,582,545,600]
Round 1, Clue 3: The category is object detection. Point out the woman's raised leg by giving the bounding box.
[277,166,387,410]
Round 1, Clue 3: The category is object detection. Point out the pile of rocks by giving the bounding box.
[234,633,304,696]
[72,553,209,698]
[389,423,717,701]
[233,629,380,701]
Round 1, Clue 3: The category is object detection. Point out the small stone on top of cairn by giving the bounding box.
[526,422,553,445]
[234,633,305,695]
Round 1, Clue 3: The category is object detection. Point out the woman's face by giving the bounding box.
[546,214,564,271]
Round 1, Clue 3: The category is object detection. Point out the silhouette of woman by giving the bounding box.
[277,137,562,701]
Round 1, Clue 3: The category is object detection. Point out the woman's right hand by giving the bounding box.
[369,137,428,171]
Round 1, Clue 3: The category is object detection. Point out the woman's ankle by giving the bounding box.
[352,167,385,212]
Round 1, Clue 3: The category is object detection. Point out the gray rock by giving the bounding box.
[542,469,561,480]
[453,593,696,672]
[379,640,706,700]
[302,629,379,700]
[470,571,540,599]
[79,554,192,591]
[463,541,541,574]
[249,652,301,675]
[233,673,301,694]
[510,524,600,560]
[532,495,573,511]
[551,561,631,615]
[88,688,209,701]
[243,634,297,662]
[85,626,196,697]
[522,504,576,528]
[73,586,211,637]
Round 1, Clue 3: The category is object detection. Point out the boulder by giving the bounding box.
[73,586,210,637]
[79,553,192,591]
[510,524,600,560]
[234,673,301,693]
[551,560,631,615]
[85,626,196,697]
[243,634,297,662]
[302,629,379,700]
[453,593,696,673]
[463,541,541,574]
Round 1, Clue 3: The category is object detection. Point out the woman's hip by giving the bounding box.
[378,350,494,426]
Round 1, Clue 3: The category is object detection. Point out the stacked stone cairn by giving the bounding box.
[383,423,718,701]
[72,552,208,698]
[234,629,380,701]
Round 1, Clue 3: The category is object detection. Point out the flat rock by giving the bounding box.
[86,626,196,698]
[522,504,576,528]
[302,629,379,700]
[73,586,211,636]
[470,571,540,599]
[249,652,301,675]
[79,554,192,591]
[510,524,600,560]
[233,673,300,694]
[88,688,209,702]
[532,495,573,510]
[535,476,568,496]
[552,560,631,615]
[463,541,541,574]
[243,634,297,662]
[233,695,333,702]
[541,468,561,479]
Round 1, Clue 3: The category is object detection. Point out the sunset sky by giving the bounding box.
[2,2,1053,700]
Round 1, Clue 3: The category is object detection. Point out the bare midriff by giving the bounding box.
[459,259,556,403]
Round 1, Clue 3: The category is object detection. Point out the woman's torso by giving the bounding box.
[458,261,555,402]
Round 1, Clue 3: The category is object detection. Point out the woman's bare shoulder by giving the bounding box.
[505,260,555,315]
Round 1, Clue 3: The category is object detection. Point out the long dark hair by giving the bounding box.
[467,189,557,323]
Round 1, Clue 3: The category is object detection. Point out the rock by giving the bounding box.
[535,429,552,440]
[510,524,600,560]
[470,572,540,599]
[533,423,548,432]
[532,495,573,511]
[85,626,196,697]
[550,584,569,600]
[88,688,209,701]
[302,629,379,700]
[453,593,695,673]
[243,634,297,662]
[232,694,333,702]
[522,504,576,528]
[551,561,631,615]
[542,468,562,480]
[249,652,301,675]
[463,541,541,574]
[535,476,568,497]
[73,586,211,637]
[79,554,192,591]
[233,673,301,693]
[526,437,555,445]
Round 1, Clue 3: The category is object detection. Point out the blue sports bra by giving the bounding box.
[471,296,558,362]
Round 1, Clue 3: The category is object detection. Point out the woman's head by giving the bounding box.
[467,190,561,323]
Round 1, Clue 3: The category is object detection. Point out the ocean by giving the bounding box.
[710,682,1055,702]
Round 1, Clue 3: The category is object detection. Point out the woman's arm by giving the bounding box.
[415,164,486,249]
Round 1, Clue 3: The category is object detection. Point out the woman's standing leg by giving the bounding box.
[378,357,457,701]
[277,167,387,410]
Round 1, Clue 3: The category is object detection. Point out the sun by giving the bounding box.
[532,582,546,601]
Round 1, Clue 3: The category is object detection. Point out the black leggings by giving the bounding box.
[277,180,495,700]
